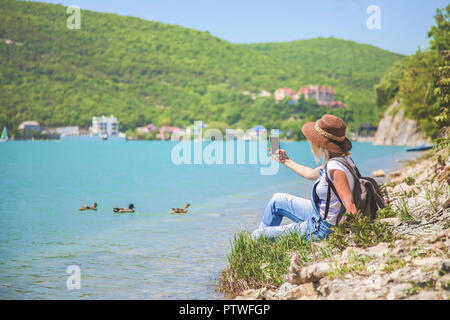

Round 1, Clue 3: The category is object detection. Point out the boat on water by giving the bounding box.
[0,126,8,142]
[406,142,433,152]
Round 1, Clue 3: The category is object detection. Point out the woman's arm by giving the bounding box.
[270,148,320,181]
[284,159,320,181]
[330,169,357,214]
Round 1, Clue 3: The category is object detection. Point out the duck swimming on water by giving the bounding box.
[79,202,97,211]
[169,203,190,214]
[113,204,135,213]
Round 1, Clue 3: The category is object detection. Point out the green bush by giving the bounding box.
[327,213,397,250]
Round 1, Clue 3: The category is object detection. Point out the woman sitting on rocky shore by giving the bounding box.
[253,114,358,240]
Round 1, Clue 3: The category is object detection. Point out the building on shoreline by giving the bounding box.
[15,121,59,140]
[274,87,298,102]
[91,115,119,137]
[18,120,41,133]
[274,85,345,107]
[299,85,335,104]
[158,126,181,140]
[136,123,157,134]
[56,126,80,137]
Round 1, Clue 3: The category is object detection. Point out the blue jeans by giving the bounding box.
[252,193,333,240]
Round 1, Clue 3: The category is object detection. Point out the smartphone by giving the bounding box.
[270,136,280,156]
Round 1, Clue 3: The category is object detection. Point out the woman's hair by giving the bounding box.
[308,140,349,164]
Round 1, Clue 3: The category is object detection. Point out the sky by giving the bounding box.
[30,0,448,55]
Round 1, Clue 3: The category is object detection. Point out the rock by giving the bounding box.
[234,295,255,300]
[340,247,356,260]
[404,219,420,225]
[287,253,302,279]
[364,277,384,291]
[241,289,258,296]
[277,282,297,295]
[414,257,441,268]
[439,260,450,275]
[386,283,410,300]
[344,274,353,280]
[391,177,404,184]
[380,217,400,225]
[410,291,440,300]
[317,279,330,296]
[365,242,390,258]
[436,273,450,290]
[364,291,383,300]
[235,289,259,300]
[288,261,331,285]
[388,269,403,282]
[392,183,415,195]
[279,283,316,300]
[387,171,402,178]
[424,234,439,243]
[372,169,385,177]
[366,264,378,274]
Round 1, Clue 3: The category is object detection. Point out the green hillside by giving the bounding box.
[0,0,404,136]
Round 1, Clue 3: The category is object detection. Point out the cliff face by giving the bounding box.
[373,100,428,147]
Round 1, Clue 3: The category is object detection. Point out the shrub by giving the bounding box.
[327,213,397,250]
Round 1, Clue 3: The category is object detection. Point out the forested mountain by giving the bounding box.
[0,0,404,136]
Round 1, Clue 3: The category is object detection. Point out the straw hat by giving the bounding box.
[301,114,352,154]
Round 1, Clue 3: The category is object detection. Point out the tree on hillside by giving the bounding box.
[374,5,450,139]
[428,5,450,129]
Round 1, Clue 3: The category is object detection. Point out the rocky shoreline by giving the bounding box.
[233,147,449,300]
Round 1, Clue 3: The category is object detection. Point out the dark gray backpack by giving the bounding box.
[323,157,386,225]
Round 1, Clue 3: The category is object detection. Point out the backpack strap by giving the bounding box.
[323,183,332,221]
[328,157,361,179]
[323,161,346,225]
[348,157,362,177]
[323,157,356,226]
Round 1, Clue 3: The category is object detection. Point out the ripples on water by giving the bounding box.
[0,141,415,299]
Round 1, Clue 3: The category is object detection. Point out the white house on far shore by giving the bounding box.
[91,115,119,137]
[56,126,80,137]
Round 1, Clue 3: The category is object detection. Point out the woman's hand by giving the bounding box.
[269,148,319,180]
[269,148,289,164]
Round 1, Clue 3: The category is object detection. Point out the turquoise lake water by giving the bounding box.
[0,140,415,299]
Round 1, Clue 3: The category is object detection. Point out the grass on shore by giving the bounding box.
[216,230,330,296]
[217,214,396,297]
